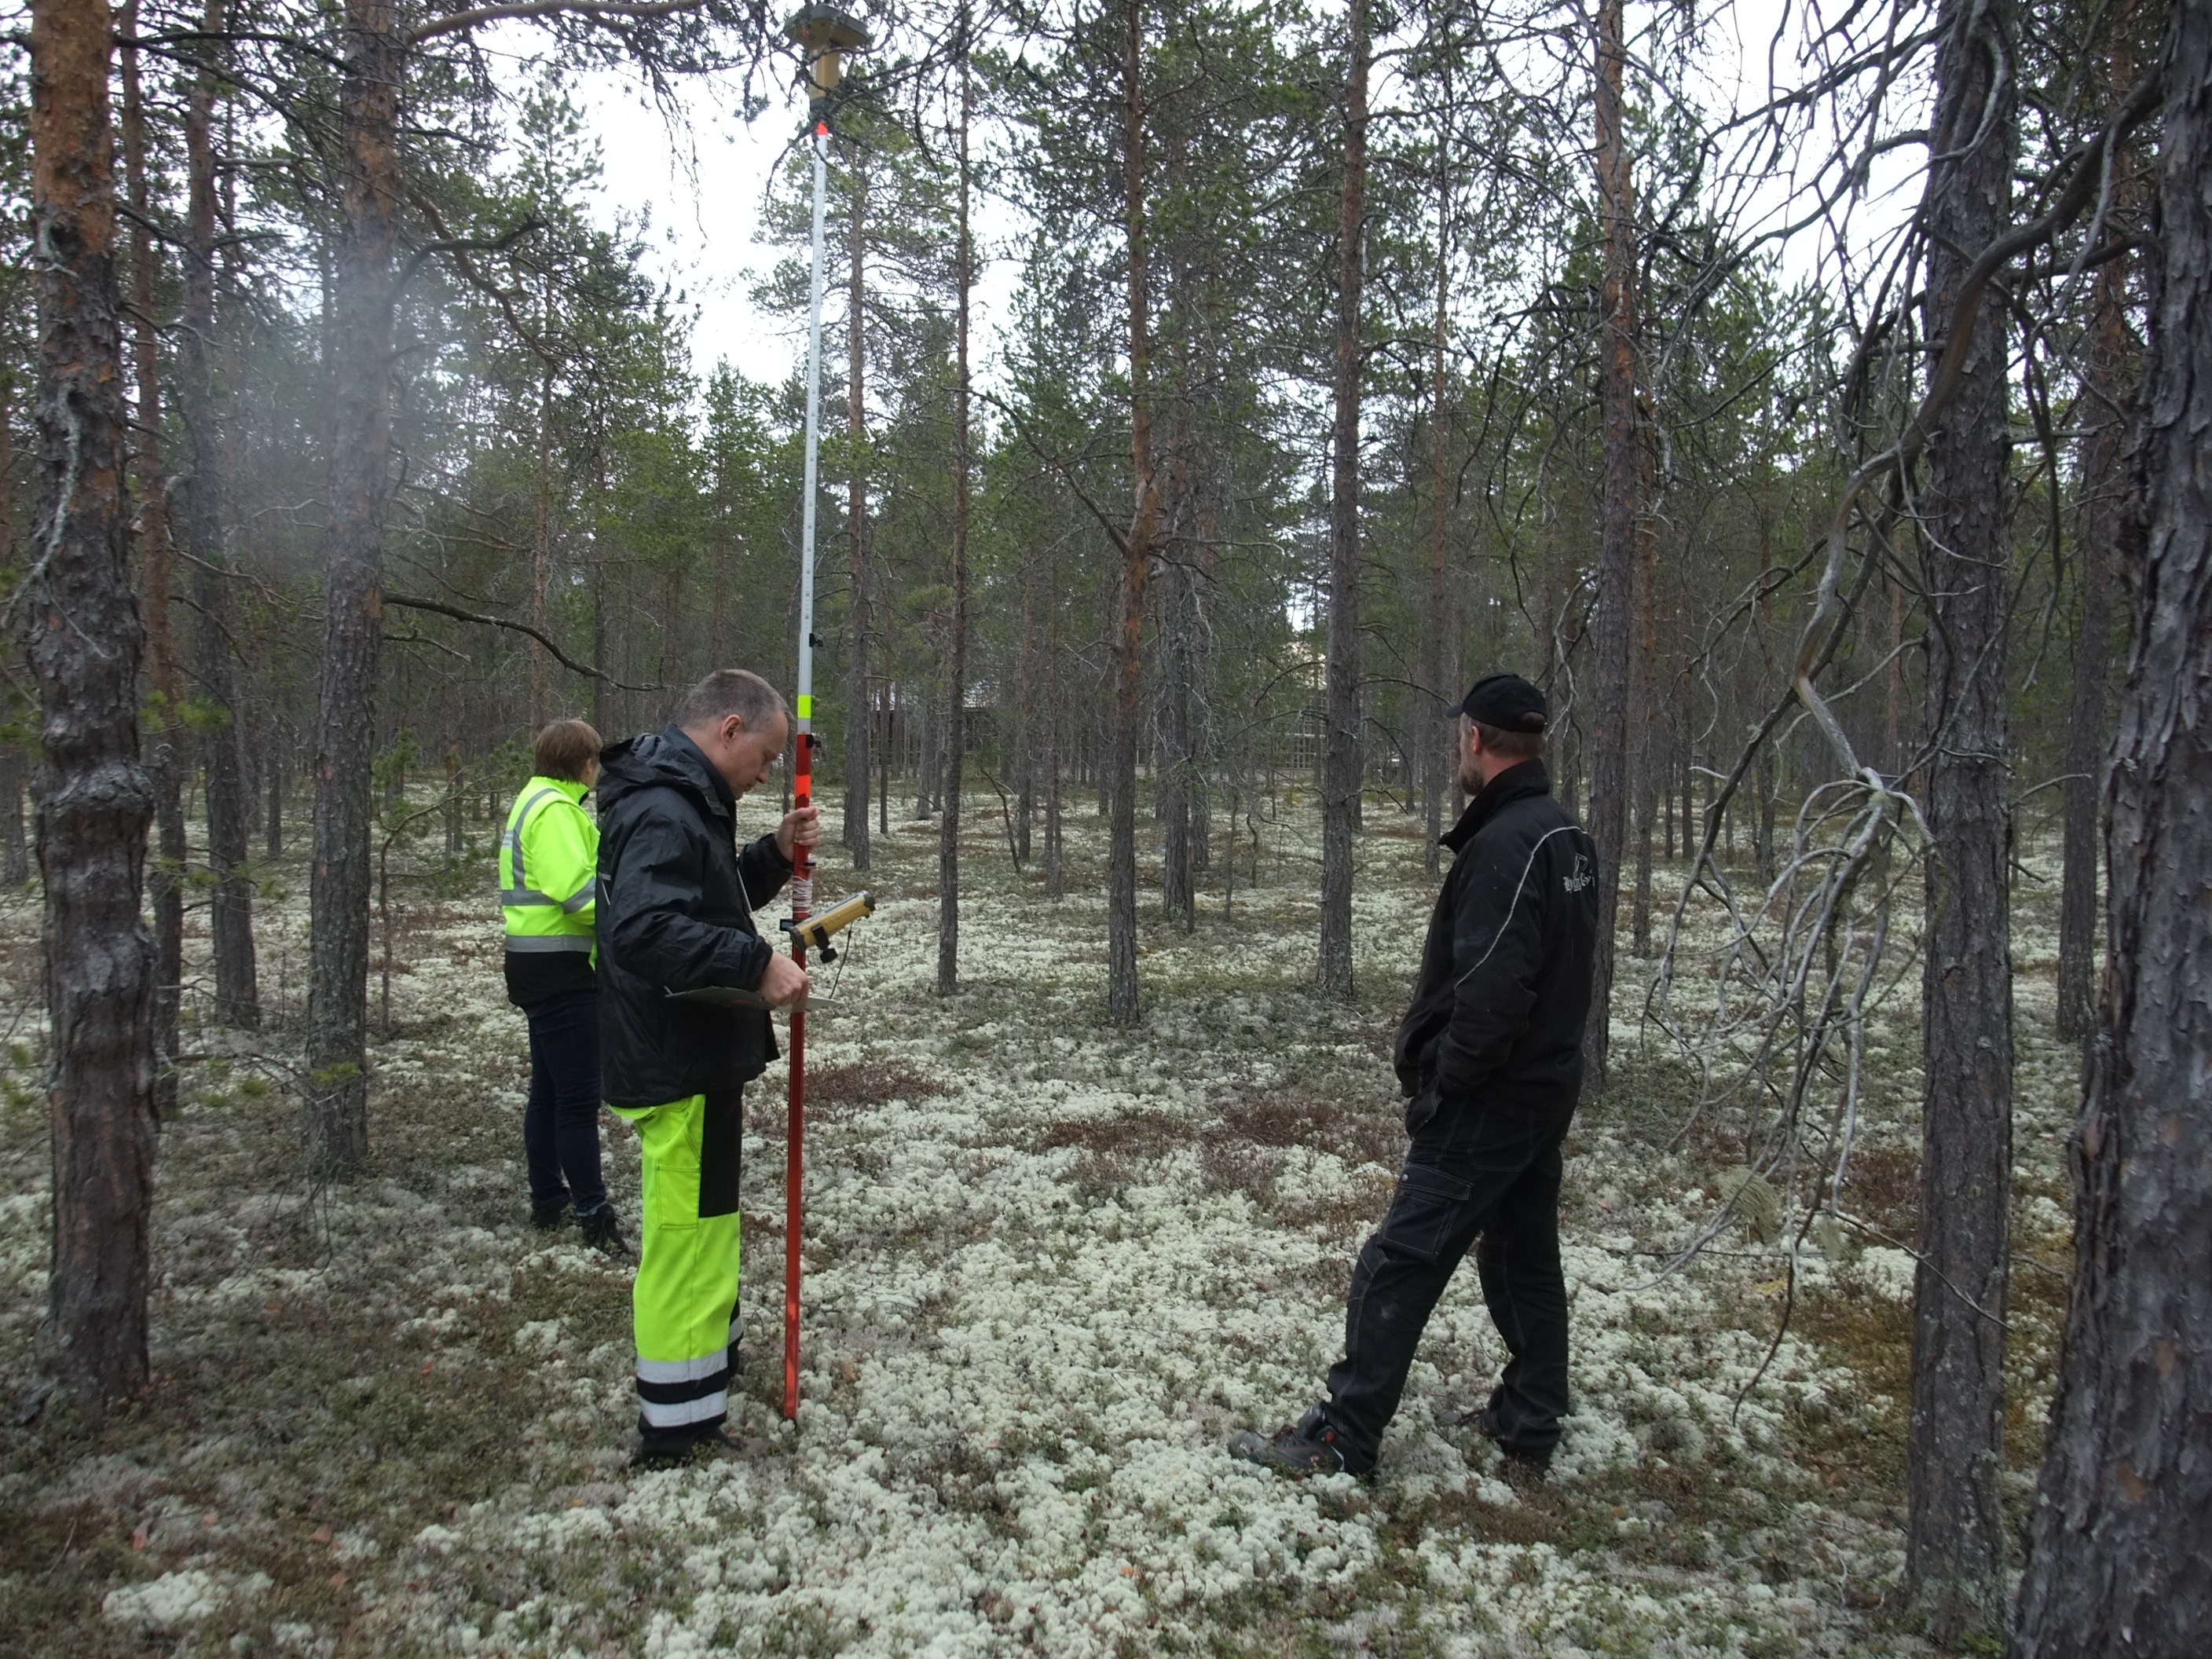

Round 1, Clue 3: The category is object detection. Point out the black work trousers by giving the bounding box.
[1317,1090,1576,1472]
[522,987,607,1216]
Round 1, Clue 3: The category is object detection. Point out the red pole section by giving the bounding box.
[783,727,811,1421]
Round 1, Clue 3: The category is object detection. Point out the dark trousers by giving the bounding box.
[522,987,607,1216]
[1318,1091,1576,1471]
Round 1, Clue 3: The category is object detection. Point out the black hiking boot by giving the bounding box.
[1227,1407,1364,1478]
[577,1206,630,1257]
[630,1423,740,1469]
[1461,1403,1555,1476]
[530,1196,571,1232]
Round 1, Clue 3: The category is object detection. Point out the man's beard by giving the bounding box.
[1459,759,1484,794]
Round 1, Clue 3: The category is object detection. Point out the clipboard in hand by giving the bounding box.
[664,984,837,1012]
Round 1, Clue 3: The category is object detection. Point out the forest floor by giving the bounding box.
[0,786,2086,1658]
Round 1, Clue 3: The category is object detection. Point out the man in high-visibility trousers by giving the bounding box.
[501,719,626,1254]
[596,670,818,1465]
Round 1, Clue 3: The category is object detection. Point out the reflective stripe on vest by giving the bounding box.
[504,933,595,953]
[501,786,564,906]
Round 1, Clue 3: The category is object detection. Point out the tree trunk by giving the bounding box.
[843,148,871,869]
[0,750,27,886]
[1160,540,1195,926]
[1752,742,1778,880]
[306,0,400,1180]
[529,354,553,726]
[2055,248,2131,1041]
[178,0,257,1031]
[1016,556,1037,868]
[1632,726,1657,952]
[1423,128,1452,878]
[442,746,462,855]
[266,726,284,858]
[1583,0,1641,1090]
[1631,505,1659,954]
[27,0,159,1411]
[1316,0,1368,999]
[939,46,971,998]
[591,556,610,734]
[1045,575,1064,900]
[1905,0,2016,1637]
[914,697,934,818]
[1106,0,1158,1025]
[120,4,184,1113]
[2016,14,2212,1641]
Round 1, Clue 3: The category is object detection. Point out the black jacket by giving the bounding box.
[1391,760,1599,1132]
[595,726,793,1108]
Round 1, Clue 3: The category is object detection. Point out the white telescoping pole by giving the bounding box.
[782,112,830,1423]
[796,115,828,876]
[797,117,827,815]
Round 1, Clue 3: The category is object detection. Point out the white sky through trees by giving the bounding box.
[511,0,1927,411]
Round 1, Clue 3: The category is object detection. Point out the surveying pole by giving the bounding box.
[779,2,870,1423]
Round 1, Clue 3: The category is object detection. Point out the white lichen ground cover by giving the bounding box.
[0,789,2083,1657]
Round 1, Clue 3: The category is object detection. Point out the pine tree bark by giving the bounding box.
[266,729,284,857]
[27,0,159,1410]
[1316,0,1368,999]
[177,0,257,1030]
[1423,137,1451,879]
[529,353,553,726]
[306,0,401,1179]
[1106,0,1158,1025]
[120,4,185,1112]
[843,150,871,869]
[1159,481,1196,925]
[2055,249,2131,1042]
[1015,566,1036,867]
[1630,496,1659,954]
[1045,539,1065,900]
[1906,0,2016,1637]
[1584,0,1641,1089]
[591,553,609,734]
[938,44,971,998]
[0,749,27,886]
[2016,21,2212,1646]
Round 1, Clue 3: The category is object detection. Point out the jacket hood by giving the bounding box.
[596,725,734,820]
[1440,759,1551,855]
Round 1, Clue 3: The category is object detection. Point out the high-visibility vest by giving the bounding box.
[500,776,597,957]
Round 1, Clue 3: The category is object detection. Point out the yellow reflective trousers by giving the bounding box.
[610,1089,742,1440]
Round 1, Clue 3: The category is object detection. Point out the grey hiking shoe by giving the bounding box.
[1228,1408,1362,1478]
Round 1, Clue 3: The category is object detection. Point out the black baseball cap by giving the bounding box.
[1456,672,1547,734]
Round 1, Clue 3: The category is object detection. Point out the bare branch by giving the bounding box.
[383,592,662,691]
[408,0,705,46]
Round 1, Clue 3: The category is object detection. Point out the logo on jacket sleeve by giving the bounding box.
[1563,852,1594,893]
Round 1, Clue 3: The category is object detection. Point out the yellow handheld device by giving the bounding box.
[786,889,876,957]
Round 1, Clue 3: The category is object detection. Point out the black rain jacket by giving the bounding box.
[1391,760,1600,1133]
[595,725,793,1108]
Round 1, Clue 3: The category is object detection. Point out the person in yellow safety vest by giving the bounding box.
[501,719,627,1254]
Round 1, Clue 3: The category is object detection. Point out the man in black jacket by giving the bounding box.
[596,668,819,1464]
[1231,672,1599,1478]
